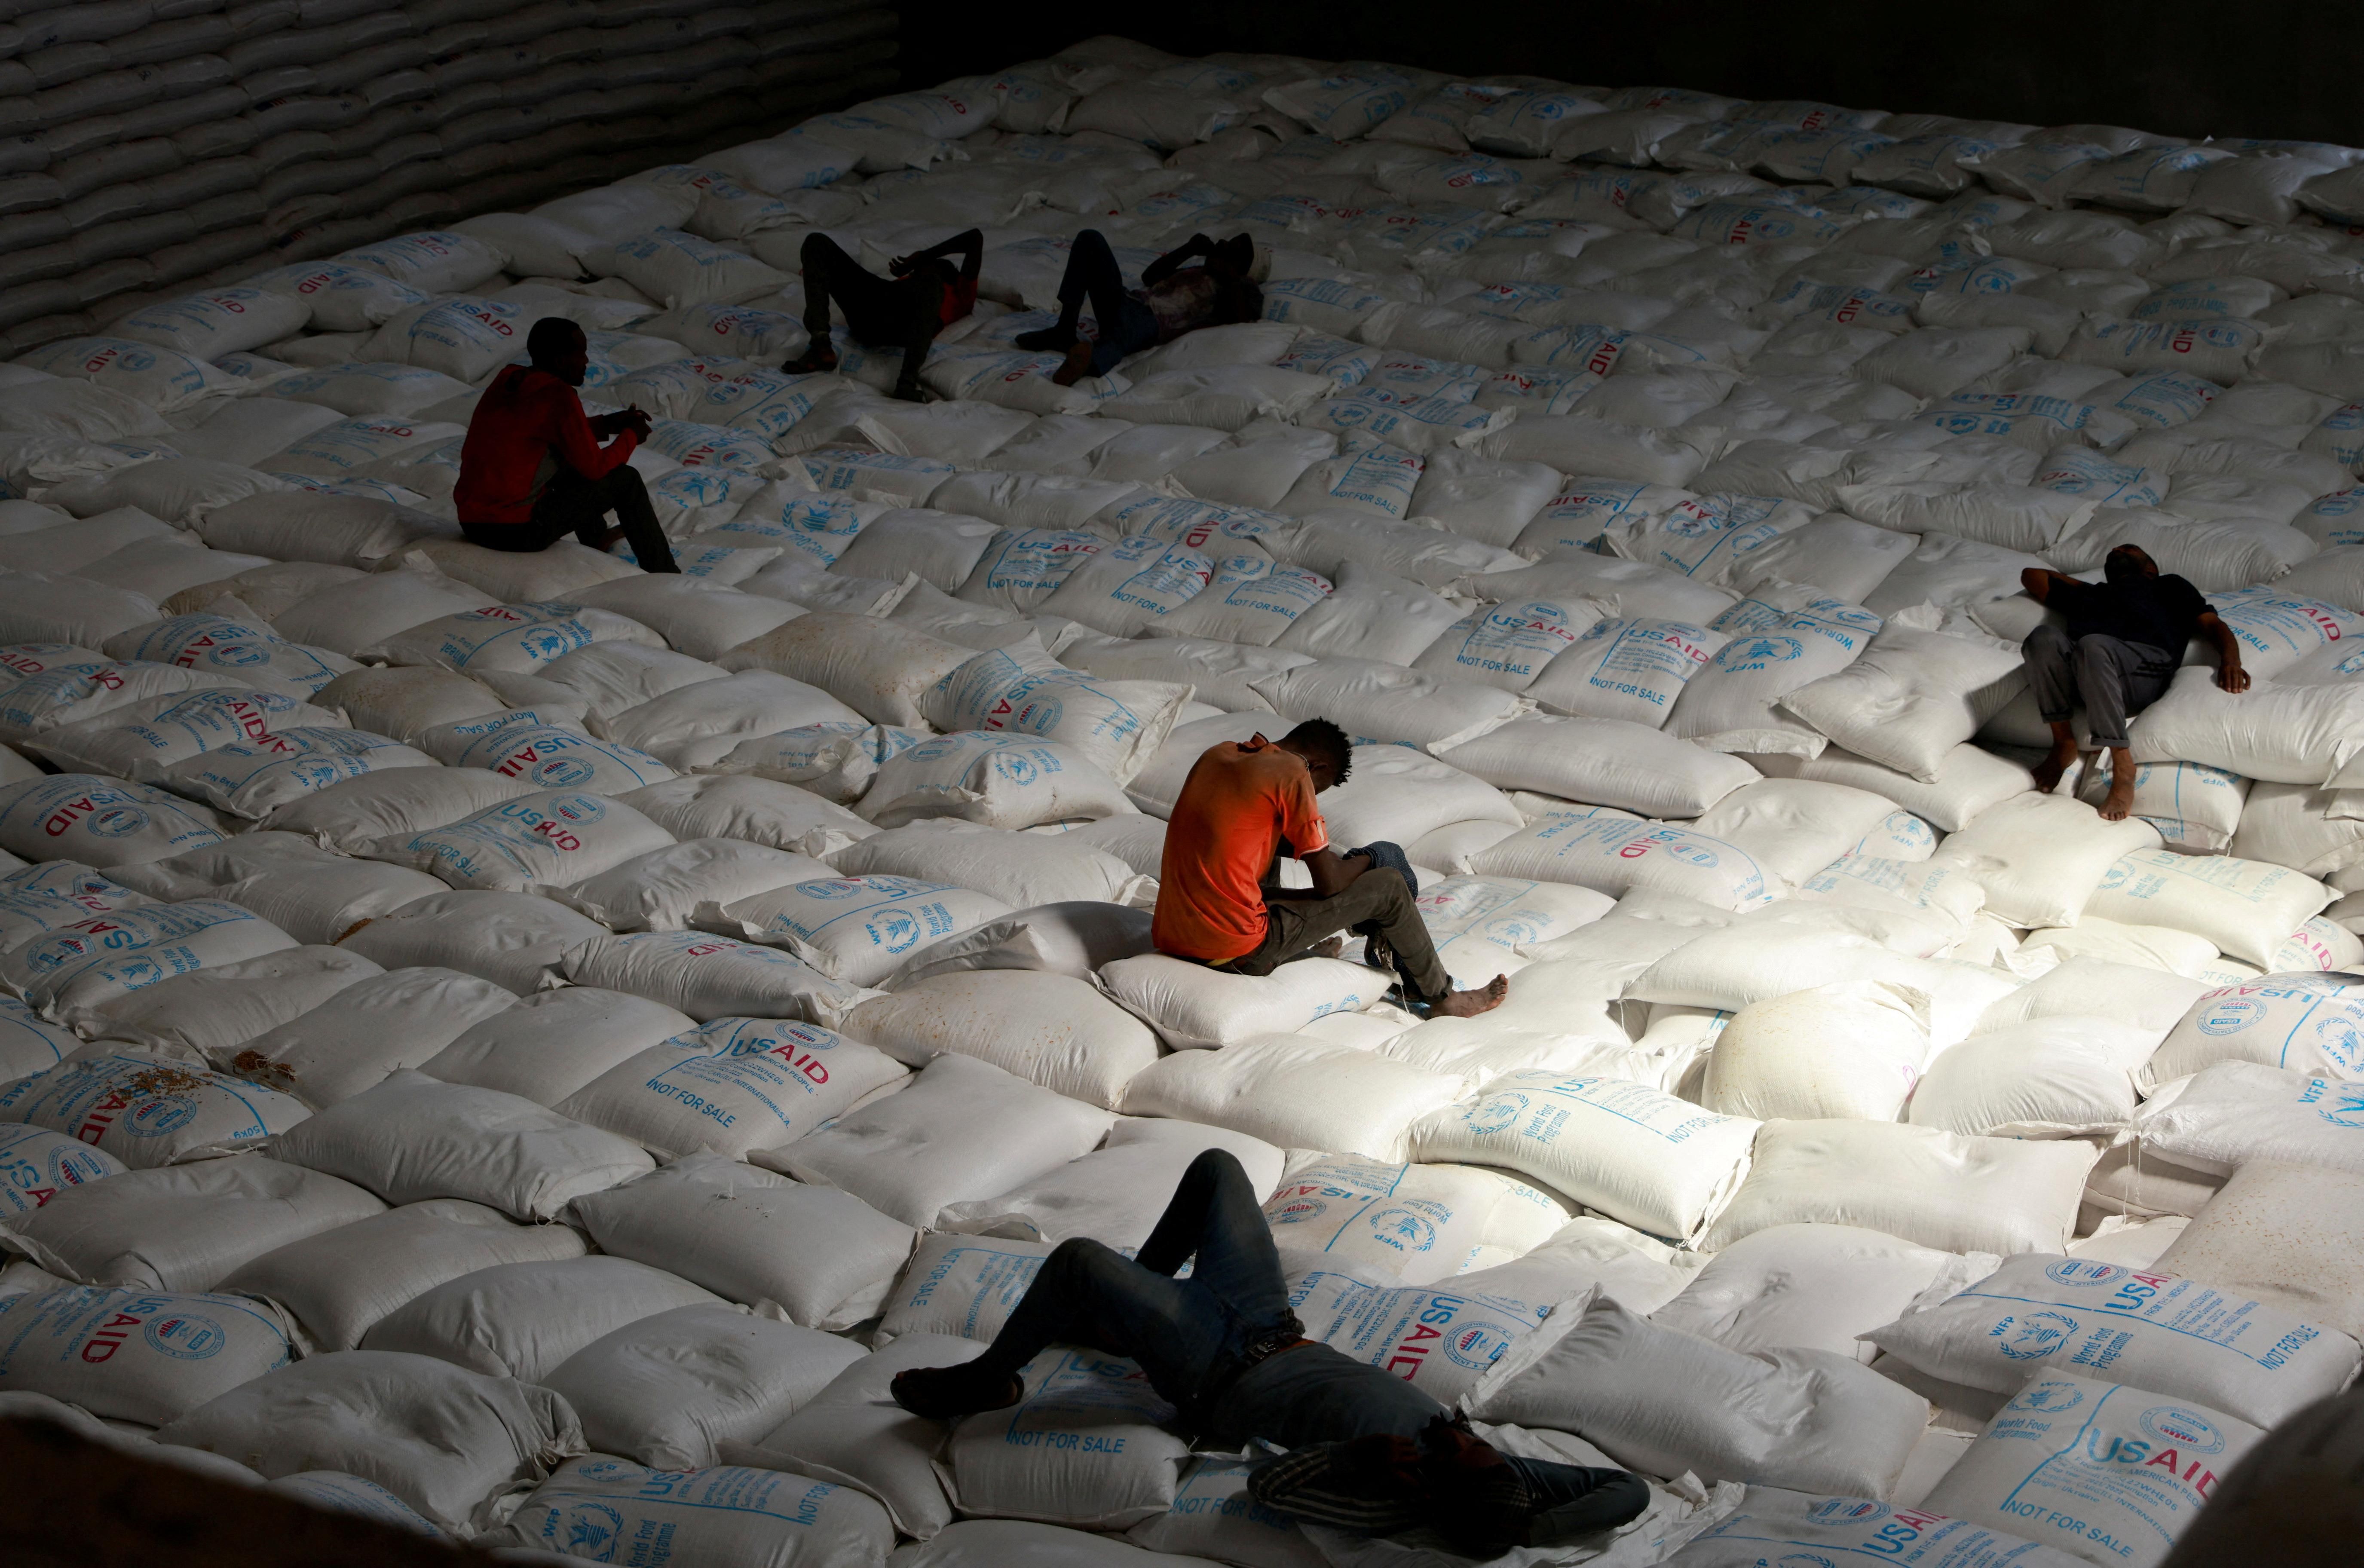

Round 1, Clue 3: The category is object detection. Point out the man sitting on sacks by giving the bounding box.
[892,1148,1651,1557]
[2021,542,2247,822]
[1151,717,1509,1020]
[453,317,679,572]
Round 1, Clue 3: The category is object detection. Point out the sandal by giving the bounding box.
[781,349,838,375]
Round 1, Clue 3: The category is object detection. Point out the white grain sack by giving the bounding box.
[270,1071,653,1221]
[0,1155,384,1292]
[494,1456,894,1567]
[1703,1120,2097,1256]
[542,1302,865,1470]
[360,1254,723,1383]
[1866,1253,2360,1430]
[557,1017,909,1161]
[154,1350,584,1536]
[941,1346,1191,1529]
[773,1054,1114,1229]
[0,1050,311,1169]
[573,1153,915,1330]
[699,875,1014,986]
[217,1196,586,1352]
[1920,1375,2260,1568]
[0,1283,298,1427]
[557,930,870,1029]
[1465,1291,1929,1498]
[841,969,1161,1108]
[1409,1071,1760,1244]
[1120,1035,1465,1162]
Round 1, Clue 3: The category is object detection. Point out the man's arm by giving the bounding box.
[2019,567,2081,603]
[893,227,985,278]
[2200,609,2250,692]
[1297,845,1372,898]
[548,385,637,477]
[1142,233,1213,288]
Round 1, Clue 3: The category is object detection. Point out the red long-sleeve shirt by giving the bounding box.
[453,364,639,527]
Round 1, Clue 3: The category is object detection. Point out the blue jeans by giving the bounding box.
[968,1148,1298,1415]
[1051,228,1162,376]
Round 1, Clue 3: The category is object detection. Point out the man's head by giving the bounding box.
[527,317,589,386]
[2104,543,2160,586]
[1277,718,1352,792]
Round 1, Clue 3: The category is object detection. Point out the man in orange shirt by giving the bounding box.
[1154,718,1507,1019]
[453,317,677,571]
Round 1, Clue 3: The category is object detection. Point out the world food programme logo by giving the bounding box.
[1466,1092,1528,1136]
[1364,1205,1437,1254]
[1999,1311,2080,1360]
[867,909,924,954]
[2141,1406,2227,1455]
[2011,1380,2085,1415]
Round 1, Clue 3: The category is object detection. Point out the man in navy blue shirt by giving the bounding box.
[2020,543,2248,821]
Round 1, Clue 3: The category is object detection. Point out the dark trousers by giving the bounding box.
[1223,864,1454,1004]
[459,464,677,573]
[969,1149,1301,1417]
[2023,624,2174,750]
[1051,229,1161,376]
[799,233,938,393]
[969,1150,1642,1540]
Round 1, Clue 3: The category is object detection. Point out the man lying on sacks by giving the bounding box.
[1152,717,1509,1020]
[454,317,679,572]
[2020,542,2247,821]
[892,1148,1649,1557]
[1015,228,1265,386]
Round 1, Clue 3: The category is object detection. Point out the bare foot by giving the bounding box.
[1049,339,1095,387]
[2030,738,2079,794]
[2099,769,2136,822]
[1431,975,1509,1018]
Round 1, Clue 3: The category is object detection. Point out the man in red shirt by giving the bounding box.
[781,227,983,402]
[453,317,677,572]
[1154,718,1507,1018]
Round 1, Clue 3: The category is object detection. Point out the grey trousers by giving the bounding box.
[1216,867,1454,1003]
[2023,625,2175,749]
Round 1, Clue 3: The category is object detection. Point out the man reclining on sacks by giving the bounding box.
[892,1148,1650,1558]
[1151,717,1508,1020]
[1015,227,1265,386]
[2019,543,2247,822]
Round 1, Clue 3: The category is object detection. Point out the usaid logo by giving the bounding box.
[2141,1406,2227,1455]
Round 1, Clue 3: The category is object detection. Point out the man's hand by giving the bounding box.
[619,403,652,439]
[888,254,914,277]
[2216,660,2250,693]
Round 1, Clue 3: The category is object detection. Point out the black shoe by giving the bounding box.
[1014,325,1078,352]
[781,350,837,375]
[888,1363,1023,1420]
[890,380,927,403]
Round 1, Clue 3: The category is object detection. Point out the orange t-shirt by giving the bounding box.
[1153,735,1330,964]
